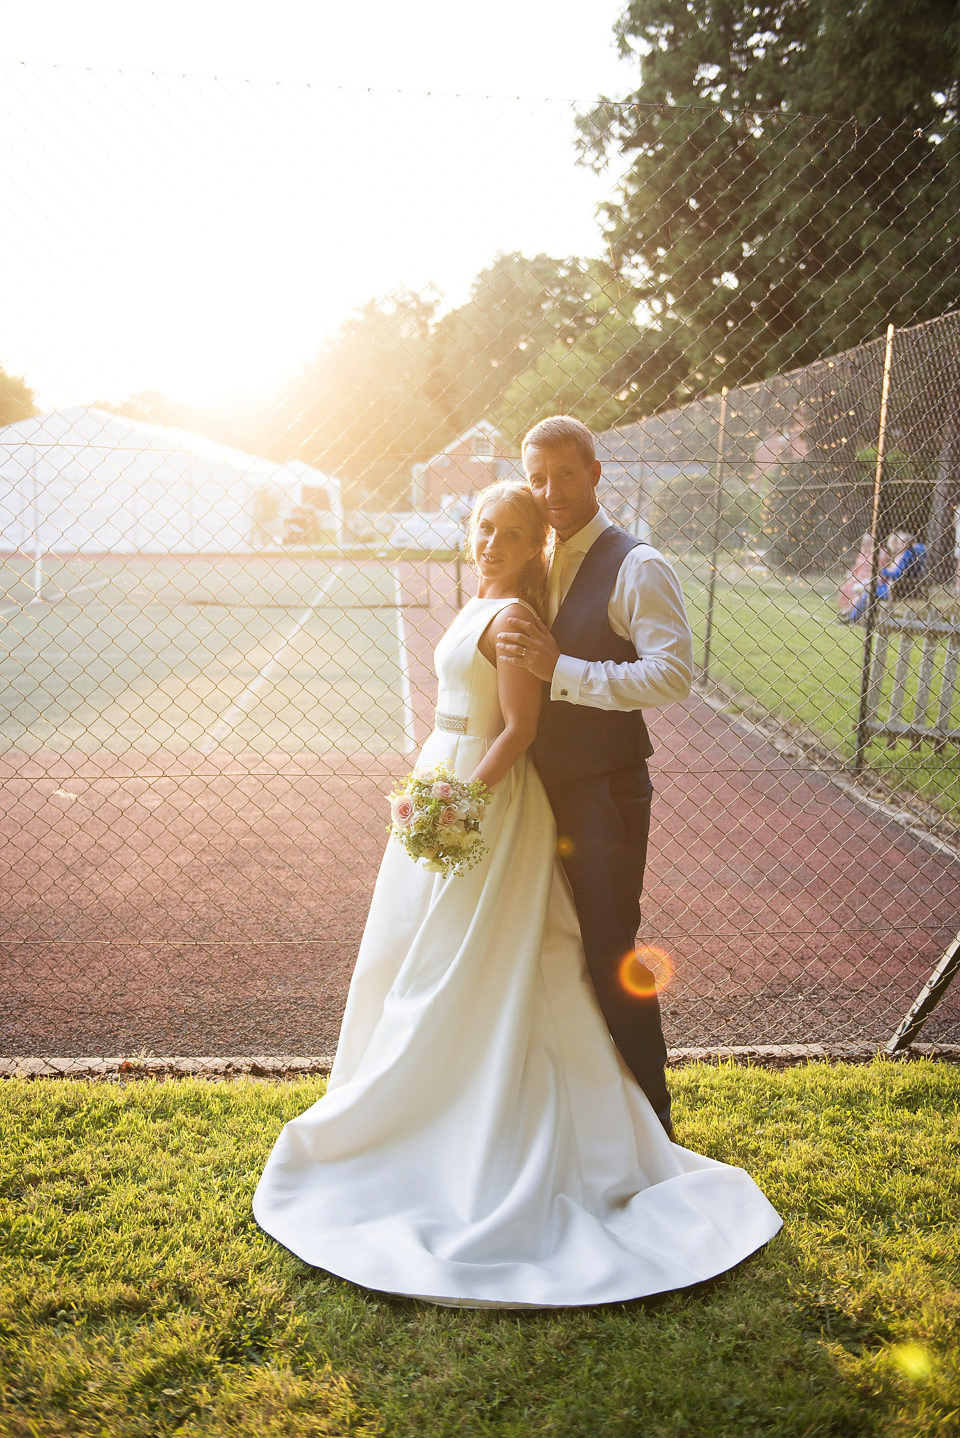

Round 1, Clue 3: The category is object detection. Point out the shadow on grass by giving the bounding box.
[2,1064,959,1437]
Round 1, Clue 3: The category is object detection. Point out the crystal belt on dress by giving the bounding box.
[435,710,468,734]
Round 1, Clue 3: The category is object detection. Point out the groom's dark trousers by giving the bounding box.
[532,526,671,1132]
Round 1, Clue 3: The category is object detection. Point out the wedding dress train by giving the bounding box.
[253,596,781,1307]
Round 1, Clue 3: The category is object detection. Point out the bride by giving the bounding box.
[254,481,781,1308]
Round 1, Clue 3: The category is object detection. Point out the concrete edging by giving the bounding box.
[3,1043,960,1081]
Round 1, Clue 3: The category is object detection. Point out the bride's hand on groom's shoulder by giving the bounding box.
[496,614,560,683]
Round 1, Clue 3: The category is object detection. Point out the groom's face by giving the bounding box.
[523,440,602,542]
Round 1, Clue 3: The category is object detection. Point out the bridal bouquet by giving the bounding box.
[388,764,490,876]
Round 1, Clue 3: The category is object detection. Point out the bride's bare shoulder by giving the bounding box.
[499,597,543,623]
[492,600,532,626]
[477,601,534,664]
[482,601,534,639]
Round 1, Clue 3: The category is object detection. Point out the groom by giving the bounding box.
[497,415,693,1139]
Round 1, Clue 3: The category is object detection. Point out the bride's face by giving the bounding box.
[472,498,539,588]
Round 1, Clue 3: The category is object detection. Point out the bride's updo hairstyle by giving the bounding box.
[468,481,551,618]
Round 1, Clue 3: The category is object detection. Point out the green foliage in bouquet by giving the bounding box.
[388,763,490,877]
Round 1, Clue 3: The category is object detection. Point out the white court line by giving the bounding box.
[394,565,417,755]
[62,578,111,599]
[0,578,110,614]
[199,566,345,754]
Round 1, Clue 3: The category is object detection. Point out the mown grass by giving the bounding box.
[2,1063,960,1436]
[677,564,960,817]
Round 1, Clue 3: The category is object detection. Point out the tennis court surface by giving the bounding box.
[1,550,958,1060]
[0,553,446,756]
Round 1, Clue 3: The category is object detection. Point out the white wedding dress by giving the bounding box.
[253,597,782,1307]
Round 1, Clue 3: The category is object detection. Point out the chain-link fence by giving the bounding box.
[1,71,958,1065]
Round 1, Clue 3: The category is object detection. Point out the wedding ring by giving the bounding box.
[520,646,526,657]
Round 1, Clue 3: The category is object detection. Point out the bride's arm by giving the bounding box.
[469,605,542,790]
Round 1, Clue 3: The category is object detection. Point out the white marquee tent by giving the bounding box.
[0,407,343,554]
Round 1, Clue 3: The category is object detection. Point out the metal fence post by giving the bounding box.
[701,386,728,681]
[29,448,45,606]
[853,323,896,773]
[886,929,960,1052]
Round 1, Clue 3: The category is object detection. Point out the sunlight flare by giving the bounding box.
[618,946,674,998]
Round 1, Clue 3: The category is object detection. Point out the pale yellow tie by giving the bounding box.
[548,543,572,624]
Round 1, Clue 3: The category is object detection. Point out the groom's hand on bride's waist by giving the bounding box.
[496,615,560,684]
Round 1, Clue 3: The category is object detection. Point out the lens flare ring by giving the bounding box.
[618,946,674,998]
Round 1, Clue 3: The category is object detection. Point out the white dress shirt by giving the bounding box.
[548,507,694,712]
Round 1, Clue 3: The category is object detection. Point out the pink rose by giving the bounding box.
[391,795,414,827]
[438,805,459,827]
[432,781,453,800]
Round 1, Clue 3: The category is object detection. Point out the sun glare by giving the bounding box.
[1,67,613,412]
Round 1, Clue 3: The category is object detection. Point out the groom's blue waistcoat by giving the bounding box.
[531,525,654,789]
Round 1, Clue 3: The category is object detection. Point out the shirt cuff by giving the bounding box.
[550,654,587,704]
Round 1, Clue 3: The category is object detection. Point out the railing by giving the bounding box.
[866,617,960,751]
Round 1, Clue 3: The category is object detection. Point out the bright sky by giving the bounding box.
[2,0,635,411]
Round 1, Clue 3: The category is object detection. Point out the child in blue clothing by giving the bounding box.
[841,531,926,623]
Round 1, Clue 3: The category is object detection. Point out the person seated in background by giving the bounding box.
[884,531,927,598]
[838,532,888,619]
[840,530,926,623]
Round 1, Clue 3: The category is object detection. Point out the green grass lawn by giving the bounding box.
[3,1063,959,1437]
[677,562,960,818]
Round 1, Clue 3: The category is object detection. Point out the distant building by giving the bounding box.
[411,421,516,508]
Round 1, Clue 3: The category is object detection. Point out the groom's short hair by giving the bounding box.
[522,416,596,468]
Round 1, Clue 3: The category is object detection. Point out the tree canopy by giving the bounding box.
[608,0,959,123]
[576,0,960,399]
[0,367,36,427]
[495,309,688,442]
[253,254,612,504]
[426,252,609,434]
[260,289,449,507]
